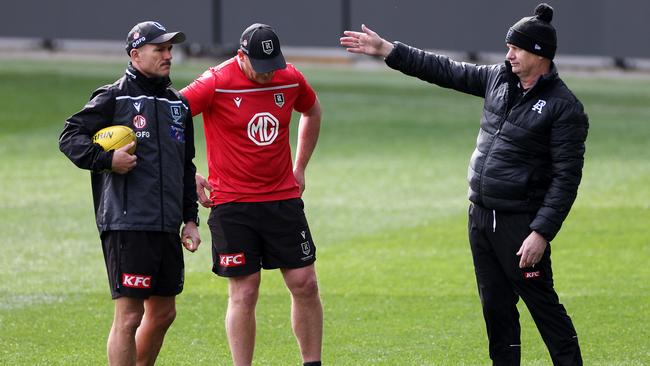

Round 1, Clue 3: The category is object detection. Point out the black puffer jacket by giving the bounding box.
[59,63,198,234]
[385,42,588,241]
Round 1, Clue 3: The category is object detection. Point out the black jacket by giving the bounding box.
[59,63,198,234]
[385,42,588,241]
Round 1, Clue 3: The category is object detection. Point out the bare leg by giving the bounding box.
[134,296,176,366]
[282,265,323,363]
[226,273,261,366]
[107,297,145,366]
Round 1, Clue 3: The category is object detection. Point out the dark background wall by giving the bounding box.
[1,0,648,58]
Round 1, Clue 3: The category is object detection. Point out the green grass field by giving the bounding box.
[0,57,649,365]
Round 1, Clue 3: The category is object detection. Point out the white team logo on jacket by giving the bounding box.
[532,99,547,114]
[247,112,279,146]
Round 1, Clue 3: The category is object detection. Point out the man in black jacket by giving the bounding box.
[59,21,200,366]
[341,3,586,365]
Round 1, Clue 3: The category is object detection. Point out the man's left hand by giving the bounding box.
[181,221,201,252]
[517,231,547,268]
[293,168,306,195]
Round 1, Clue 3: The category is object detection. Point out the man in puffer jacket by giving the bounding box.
[341,3,586,365]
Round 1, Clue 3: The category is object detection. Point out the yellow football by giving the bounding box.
[92,125,136,154]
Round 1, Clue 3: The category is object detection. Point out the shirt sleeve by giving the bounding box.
[180,70,215,117]
[293,68,316,113]
[59,86,115,172]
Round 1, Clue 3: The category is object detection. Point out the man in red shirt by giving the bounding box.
[181,23,323,366]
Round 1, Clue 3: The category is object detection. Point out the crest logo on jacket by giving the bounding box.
[170,105,183,123]
[532,99,546,114]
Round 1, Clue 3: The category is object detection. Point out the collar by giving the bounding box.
[125,62,172,95]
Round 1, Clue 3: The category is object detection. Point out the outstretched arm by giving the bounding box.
[340,24,394,58]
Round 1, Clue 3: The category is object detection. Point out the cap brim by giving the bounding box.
[149,31,186,45]
[249,52,287,73]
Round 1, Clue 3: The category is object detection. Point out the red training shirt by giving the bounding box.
[181,57,317,205]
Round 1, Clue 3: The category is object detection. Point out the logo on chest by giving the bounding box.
[247,112,279,146]
[531,99,547,114]
[274,93,284,108]
[170,105,183,124]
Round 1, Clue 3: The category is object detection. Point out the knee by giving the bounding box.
[229,285,259,310]
[150,306,176,329]
[116,309,144,334]
[478,283,517,311]
[289,275,319,300]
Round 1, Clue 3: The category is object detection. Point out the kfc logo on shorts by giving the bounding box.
[220,253,246,267]
[524,271,541,279]
[122,273,151,288]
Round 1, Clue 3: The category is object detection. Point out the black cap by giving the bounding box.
[126,21,186,55]
[505,3,557,60]
[239,23,286,73]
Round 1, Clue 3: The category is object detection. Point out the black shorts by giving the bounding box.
[101,231,184,299]
[208,198,316,277]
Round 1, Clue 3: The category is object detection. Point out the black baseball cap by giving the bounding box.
[239,23,286,73]
[126,21,186,55]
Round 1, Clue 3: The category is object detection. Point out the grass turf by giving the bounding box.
[0,58,648,365]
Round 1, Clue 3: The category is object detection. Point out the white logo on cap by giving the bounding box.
[262,40,274,55]
[534,44,542,50]
[132,37,147,48]
[152,22,166,31]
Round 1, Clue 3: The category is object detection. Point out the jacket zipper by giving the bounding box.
[122,176,128,215]
[154,97,165,230]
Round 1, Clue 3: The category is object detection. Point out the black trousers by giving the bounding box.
[468,204,582,366]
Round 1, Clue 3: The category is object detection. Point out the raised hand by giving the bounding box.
[340,24,394,57]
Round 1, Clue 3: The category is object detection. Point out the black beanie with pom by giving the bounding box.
[505,3,557,60]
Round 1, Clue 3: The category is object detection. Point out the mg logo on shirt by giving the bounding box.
[247,112,279,146]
